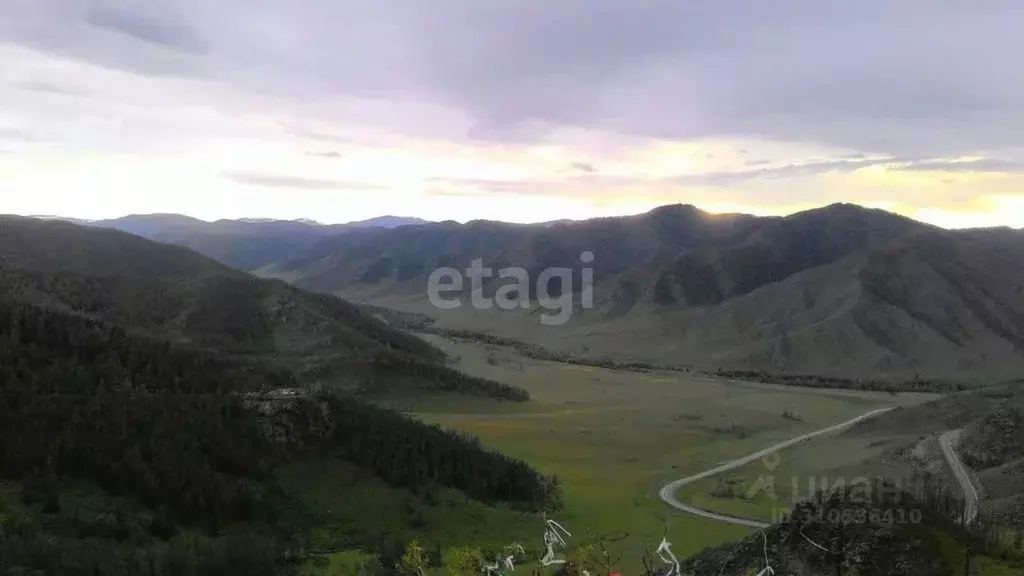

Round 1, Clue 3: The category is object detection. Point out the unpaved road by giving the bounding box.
[939,429,980,525]
[658,408,897,528]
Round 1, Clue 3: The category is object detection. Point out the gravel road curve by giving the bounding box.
[658,408,897,528]
[939,429,980,525]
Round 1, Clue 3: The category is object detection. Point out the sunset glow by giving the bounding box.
[2,3,1022,228]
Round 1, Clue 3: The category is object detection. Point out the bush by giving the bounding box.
[397,539,429,576]
[445,545,485,576]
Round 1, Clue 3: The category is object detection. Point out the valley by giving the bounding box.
[2,209,1022,575]
[6,1,1024,572]
[366,335,938,571]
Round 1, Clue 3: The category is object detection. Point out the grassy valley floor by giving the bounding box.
[307,335,940,573]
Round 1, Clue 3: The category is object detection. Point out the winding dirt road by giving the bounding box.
[658,408,897,528]
[938,429,980,525]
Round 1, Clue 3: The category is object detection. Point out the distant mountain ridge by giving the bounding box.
[31,213,428,229]
[31,213,431,271]
[258,203,1024,379]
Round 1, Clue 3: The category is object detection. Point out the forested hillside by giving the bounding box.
[0,216,525,400]
[0,216,552,575]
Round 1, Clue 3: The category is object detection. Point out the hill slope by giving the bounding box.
[261,204,1024,378]
[0,215,552,575]
[851,379,1024,523]
[0,215,523,400]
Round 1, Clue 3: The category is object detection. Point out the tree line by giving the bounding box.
[324,393,559,507]
[712,369,978,394]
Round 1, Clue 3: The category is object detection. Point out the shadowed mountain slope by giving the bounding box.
[261,204,1024,378]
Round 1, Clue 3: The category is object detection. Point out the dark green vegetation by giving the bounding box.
[711,369,980,394]
[70,213,428,272]
[0,216,550,575]
[258,203,1024,379]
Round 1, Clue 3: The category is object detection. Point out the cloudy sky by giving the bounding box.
[2,1,1023,226]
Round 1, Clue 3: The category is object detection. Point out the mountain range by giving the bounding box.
[256,203,1024,379]
[22,204,1024,378]
[29,213,429,272]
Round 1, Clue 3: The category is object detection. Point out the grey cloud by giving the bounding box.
[428,173,660,198]
[423,187,482,198]
[0,128,34,142]
[286,127,367,146]
[425,178,550,196]
[430,153,1024,198]
[305,151,344,158]
[11,80,83,96]
[283,125,406,148]
[677,168,817,188]
[410,2,1019,156]
[3,1,1023,158]
[674,155,1024,187]
[570,162,597,173]
[671,157,900,187]
[0,1,211,80]
[290,129,346,144]
[893,158,1024,173]
[223,171,389,191]
[84,3,208,54]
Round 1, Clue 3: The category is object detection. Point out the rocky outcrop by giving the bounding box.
[960,406,1024,469]
[243,388,334,449]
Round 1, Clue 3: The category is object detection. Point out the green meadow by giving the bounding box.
[293,335,936,572]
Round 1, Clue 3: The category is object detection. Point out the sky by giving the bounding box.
[2,1,1023,227]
